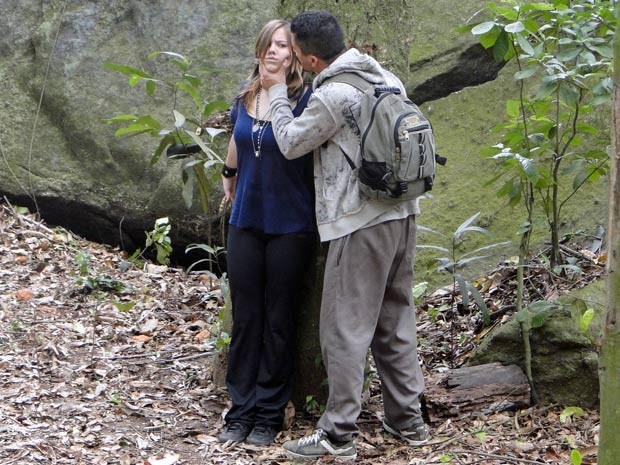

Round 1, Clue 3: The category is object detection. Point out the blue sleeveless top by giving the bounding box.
[229,87,315,234]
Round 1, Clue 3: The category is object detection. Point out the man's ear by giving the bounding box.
[310,55,320,70]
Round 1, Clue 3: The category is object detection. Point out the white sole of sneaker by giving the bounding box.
[285,450,357,461]
[383,421,429,446]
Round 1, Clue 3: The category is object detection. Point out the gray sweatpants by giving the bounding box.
[316,215,424,441]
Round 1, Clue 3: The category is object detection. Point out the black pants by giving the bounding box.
[224,225,315,428]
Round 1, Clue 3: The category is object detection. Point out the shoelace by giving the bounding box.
[228,423,247,432]
[298,429,326,446]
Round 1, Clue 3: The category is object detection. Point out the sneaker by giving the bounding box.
[383,419,430,446]
[218,421,253,443]
[283,429,356,460]
[246,425,278,445]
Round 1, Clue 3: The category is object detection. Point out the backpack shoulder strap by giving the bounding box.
[321,72,375,93]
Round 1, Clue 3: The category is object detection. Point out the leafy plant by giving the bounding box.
[112,301,137,313]
[412,281,429,305]
[105,52,230,262]
[579,307,595,335]
[73,252,125,294]
[185,242,226,276]
[466,0,615,268]
[561,406,585,423]
[418,212,510,327]
[418,212,509,367]
[144,217,173,265]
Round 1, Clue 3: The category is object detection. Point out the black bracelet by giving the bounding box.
[221,164,238,178]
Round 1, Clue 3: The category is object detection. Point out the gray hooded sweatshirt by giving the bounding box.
[269,48,420,242]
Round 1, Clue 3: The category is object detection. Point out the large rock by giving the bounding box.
[0,0,276,261]
[469,279,606,408]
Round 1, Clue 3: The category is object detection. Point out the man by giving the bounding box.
[261,10,430,461]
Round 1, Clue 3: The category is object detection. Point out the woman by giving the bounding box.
[217,20,315,446]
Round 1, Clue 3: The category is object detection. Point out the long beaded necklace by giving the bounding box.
[251,87,271,159]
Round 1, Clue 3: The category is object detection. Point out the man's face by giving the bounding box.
[292,36,314,72]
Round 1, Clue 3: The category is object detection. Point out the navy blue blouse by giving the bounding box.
[229,87,315,234]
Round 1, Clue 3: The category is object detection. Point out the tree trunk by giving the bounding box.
[292,243,328,407]
[598,4,620,464]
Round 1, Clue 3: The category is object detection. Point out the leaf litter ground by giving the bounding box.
[0,202,602,465]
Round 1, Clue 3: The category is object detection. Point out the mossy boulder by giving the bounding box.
[469,279,606,408]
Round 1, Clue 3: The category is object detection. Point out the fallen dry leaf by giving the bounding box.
[15,289,33,301]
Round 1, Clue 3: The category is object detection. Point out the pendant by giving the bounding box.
[254,150,260,158]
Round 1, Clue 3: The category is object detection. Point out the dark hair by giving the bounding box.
[291,10,346,62]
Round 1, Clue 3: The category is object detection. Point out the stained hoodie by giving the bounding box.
[268,48,420,242]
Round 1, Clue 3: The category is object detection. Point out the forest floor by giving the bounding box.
[0,201,605,465]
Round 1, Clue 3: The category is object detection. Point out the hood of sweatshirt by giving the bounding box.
[313,48,386,89]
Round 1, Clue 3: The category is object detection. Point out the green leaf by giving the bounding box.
[195,65,227,74]
[454,273,469,307]
[203,100,231,117]
[461,241,511,259]
[521,2,555,13]
[148,50,189,64]
[471,21,496,36]
[561,406,585,423]
[488,4,518,21]
[103,62,152,79]
[537,78,558,100]
[416,245,451,254]
[516,154,541,183]
[516,309,529,324]
[480,27,501,49]
[151,133,175,166]
[176,81,202,111]
[504,21,525,33]
[531,311,550,328]
[506,100,521,118]
[560,84,580,107]
[579,308,595,334]
[173,110,186,128]
[113,301,136,312]
[184,129,224,162]
[588,44,613,58]
[106,114,138,124]
[146,80,157,96]
[416,225,447,238]
[514,67,538,80]
[493,30,511,62]
[570,450,582,465]
[454,212,482,239]
[474,430,487,442]
[557,48,581,62]
[114,125,152,138]
[129,75,143,87]
[517,34,536,56]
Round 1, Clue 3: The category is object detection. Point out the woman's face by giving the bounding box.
[260,27,291,74]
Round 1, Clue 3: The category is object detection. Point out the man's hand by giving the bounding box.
[260,57,289,90]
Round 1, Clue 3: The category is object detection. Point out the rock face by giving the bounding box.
[0,0,277,260]
[0,0,506,260]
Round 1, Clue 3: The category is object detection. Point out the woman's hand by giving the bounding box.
[222,175,236,202]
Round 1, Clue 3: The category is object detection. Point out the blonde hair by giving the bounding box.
[239,20,305,107]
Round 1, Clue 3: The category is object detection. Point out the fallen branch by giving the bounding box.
[453,449,547,465]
